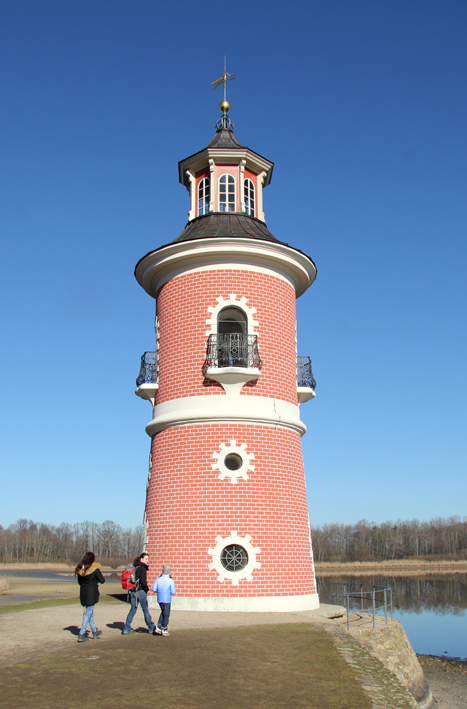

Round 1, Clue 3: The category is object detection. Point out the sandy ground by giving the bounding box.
[0,597,344,666]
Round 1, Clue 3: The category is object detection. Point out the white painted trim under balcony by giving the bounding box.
[205,366,260,395]
[135,383,159,406]
[297,387,316,404]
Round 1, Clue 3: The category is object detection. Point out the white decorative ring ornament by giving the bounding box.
[208,531,261,586]
[212,440,255,484]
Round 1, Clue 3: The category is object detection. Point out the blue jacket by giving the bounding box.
[152,574,176,603]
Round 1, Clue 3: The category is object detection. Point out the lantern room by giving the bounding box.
[178,111,274,223]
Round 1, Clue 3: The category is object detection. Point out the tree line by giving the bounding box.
[2,515,467,566]
[310,516,467,562]
[0,519,145,567]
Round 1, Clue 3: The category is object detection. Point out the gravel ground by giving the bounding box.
[418,656,467,709]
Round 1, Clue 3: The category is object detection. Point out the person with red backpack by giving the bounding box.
[121,558,138,600]
[122,552,155,635]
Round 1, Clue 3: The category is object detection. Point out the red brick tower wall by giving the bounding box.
[144,267,317,602]
[154,269,298,405]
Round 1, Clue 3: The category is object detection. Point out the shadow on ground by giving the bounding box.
[63,625,80,637]
[106,593,130,603]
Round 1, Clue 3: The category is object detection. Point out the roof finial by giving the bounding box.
[211,56,235,131]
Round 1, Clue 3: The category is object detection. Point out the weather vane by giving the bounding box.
[211,56,235,113]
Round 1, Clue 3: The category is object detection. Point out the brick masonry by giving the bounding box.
[154,268,298,405]
[144,265,317,603]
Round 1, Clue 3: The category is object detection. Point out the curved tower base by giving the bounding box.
[149,593,319,613]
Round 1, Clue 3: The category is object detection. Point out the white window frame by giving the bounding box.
[244,178,255,217]
[198,177,210,216]
[219,174,236,212]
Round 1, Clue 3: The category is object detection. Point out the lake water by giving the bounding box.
[316,573,467,660]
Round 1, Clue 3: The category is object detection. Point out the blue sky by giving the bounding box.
[1,1,466,529]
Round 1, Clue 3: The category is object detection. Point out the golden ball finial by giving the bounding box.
[219,100,230,113]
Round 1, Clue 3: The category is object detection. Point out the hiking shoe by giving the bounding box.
[122,629,135,635]
[77,633,89,642]
[153,626,162,635]
[161,629,170,636]
[92,629,102,639]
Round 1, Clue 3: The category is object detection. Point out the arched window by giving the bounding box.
[217,307,248,367]
[219,174,236,212]
[198,177,210,216]
[244,179,255,217]
[217,307,247,334]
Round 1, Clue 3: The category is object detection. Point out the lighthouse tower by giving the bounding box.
[134,101,319,612]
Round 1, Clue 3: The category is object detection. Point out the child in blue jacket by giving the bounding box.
[152,564,176,636]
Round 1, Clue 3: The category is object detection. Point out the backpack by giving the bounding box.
[121,565,136,590]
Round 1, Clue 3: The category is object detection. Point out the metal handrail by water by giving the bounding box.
[317,581,393,630]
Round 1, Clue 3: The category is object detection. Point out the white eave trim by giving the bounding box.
[135,238,316,298]
[179,148,273,187]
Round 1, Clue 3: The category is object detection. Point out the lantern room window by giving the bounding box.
[219,174,235,212]
[198,177,210,216]
[244,179,255,217]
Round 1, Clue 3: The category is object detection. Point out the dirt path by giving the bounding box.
[0,597,341,667]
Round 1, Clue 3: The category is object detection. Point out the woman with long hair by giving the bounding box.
[74,551,106,642]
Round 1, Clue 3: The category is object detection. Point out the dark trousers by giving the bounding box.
[158,602,171,629]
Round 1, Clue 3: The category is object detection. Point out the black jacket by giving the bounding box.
[134,560,150,593]
[77,562,105,607]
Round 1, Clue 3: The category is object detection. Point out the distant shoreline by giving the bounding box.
[315,559,467,576]
[0,562,123,572]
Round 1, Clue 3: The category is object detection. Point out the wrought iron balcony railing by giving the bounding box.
[297,355,316,390]
[136,348,314,390]
[136,351,157,387]
[204,334,262,371]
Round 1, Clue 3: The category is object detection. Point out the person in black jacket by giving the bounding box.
[75,551,105,642]
[122,552,155,634]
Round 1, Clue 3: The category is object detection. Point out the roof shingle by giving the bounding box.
[172,213,280,244]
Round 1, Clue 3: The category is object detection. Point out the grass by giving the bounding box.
[0,624,371,709]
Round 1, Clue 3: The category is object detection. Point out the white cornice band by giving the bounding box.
[178,147,274,188]
[135,238,317,298]
[145,395,307,437]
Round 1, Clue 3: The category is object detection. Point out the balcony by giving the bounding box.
[204,333,262,370]
[135,351,158,404]
[297,355,316,403]
[134,347,316,403]
[204,333,262,395]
